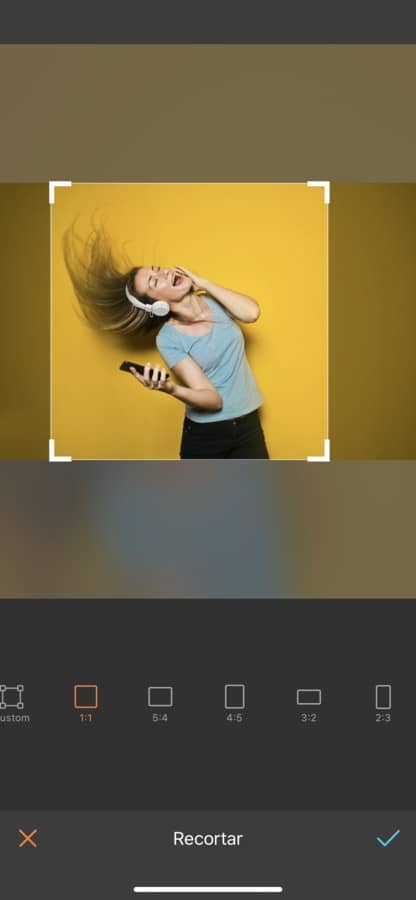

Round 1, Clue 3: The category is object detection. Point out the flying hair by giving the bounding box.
[62,223,160,335]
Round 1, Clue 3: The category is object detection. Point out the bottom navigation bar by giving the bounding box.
[0,810,408,900]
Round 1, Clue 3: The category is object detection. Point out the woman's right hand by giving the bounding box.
[129,363,175,395]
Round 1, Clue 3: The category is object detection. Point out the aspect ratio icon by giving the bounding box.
[375,684,392,711]
[225,684,246,710]
[297,689,322,707]
[74,685,99,710]
[148,686,173,708]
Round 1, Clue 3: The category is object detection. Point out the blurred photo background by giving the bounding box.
[0,461,415,598]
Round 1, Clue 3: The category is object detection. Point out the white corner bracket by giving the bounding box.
[49,439,72,463]
[307,180,330,204]
[49,181,72,205]
[308,439,331,463]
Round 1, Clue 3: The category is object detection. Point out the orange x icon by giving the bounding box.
[18,828,38,848]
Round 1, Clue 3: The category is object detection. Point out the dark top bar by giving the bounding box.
[1,0,416,42]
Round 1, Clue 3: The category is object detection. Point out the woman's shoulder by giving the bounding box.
[204,294,230,320]
[156,320,185,349]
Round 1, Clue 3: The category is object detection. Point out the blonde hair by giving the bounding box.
[63,225,159,334]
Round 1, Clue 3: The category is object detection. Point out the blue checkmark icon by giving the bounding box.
[376,829,400,848]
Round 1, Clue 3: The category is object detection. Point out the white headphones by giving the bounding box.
[125,284,170,318]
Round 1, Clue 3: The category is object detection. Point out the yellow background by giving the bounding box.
[52,183,327,459]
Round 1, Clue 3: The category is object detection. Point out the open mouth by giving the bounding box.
[172,274,184,287]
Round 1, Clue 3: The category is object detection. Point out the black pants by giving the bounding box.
[180,409,269,459]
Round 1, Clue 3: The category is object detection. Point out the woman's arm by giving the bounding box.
[175,265,260,324]
[130,358,222,412]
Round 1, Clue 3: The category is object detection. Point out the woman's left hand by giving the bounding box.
[129,363,175,395]
[175,265,207,292]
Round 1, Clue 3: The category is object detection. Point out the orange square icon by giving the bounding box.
[74,684,99,710]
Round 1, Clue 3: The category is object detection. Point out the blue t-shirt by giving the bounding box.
[156,296,263,423]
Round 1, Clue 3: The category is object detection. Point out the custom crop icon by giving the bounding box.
[0,684,24,710]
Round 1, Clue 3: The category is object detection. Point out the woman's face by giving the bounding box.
[134,266,191,304]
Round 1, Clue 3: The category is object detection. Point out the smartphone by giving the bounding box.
[119,360,170,380]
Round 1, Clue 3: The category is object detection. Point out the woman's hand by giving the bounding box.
[130,358,222,412]
[176,267,260,323]
[175,265,207,292]
[129,363,175,395]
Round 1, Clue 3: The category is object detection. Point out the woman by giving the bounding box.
[63,226,269,459]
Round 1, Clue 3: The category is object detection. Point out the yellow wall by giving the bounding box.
[52,183,327,459]
[330,183,416,459]
[0,184,49,459]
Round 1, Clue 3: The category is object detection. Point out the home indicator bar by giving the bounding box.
[133,889,284,894]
